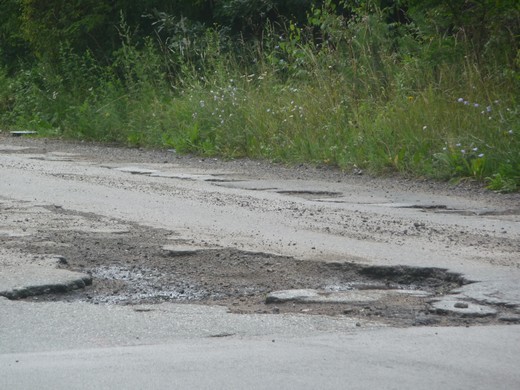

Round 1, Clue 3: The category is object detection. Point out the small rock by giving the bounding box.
[54,255,68,265]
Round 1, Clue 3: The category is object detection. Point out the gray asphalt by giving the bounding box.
[1,297,519,390]
[1,137,519,389]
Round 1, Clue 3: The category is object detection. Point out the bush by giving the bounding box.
[1,1,518,191]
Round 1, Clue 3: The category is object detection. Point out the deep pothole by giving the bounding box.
[4,206,518,327]
[20,246,487,327]
[82,252,467,306]
[19,237,487,327]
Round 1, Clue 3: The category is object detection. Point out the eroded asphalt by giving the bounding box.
[1,135,519,388]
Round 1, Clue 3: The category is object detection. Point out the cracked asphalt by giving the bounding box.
[1,134,519,389]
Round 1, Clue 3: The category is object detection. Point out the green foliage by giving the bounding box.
[0,0,32,71]
[1,0,519,191]
[20,0,111,62]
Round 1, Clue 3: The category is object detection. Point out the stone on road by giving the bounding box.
[432,295,498,317]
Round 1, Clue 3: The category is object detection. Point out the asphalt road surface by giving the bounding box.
[1,135,519,389]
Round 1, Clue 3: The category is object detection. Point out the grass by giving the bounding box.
[1,8,519,192]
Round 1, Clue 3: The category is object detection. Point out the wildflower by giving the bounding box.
[474,103,479,108]
[461,149,466,154]
[472,147,478,152]
[422,126,427,131]
[442,147,447,151]
[464,101,469,105]
[457,98,464,103]
[199,100,205,108]
[508,130,514,135]
[486,106,492,112]
[478,153,484,158]
[456,143,461,147]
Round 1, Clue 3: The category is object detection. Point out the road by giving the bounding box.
[0,135,519,389]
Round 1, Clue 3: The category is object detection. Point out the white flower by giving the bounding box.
[457,98,464,103]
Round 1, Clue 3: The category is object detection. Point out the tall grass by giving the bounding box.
[1,5,519,191]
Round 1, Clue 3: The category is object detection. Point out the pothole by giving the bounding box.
[3,206,518,327]
[276,190,342,200]
[387,203,520,216]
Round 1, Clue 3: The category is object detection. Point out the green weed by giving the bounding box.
[1,4,518,191]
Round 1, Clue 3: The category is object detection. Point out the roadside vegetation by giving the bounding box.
[1,0,519,191]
